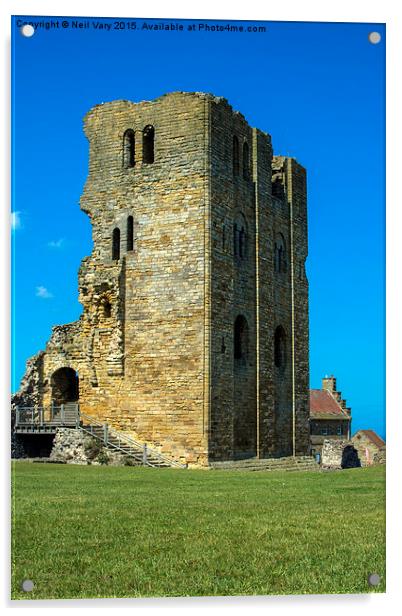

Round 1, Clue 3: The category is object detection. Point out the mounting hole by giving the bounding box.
[21,579,34,592]
[368,32,381,45]
[21,24,35,37]
[368,572,380,587]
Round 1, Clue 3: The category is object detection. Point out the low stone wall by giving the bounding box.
[321,439,361,469]
[11,434,27,459]
[373,448,386,465]
[50,428,90,464]
[50,428,128,466]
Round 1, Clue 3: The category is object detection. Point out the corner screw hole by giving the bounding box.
[21,579,34,592]
[21,25,35,38]
[368,32,381,44]
[368,573,380,587]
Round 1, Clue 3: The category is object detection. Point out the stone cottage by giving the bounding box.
[13,91,310,466]
[352,430,386,466]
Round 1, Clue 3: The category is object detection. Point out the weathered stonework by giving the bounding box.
[14,91,310,466]
[321,439,361,470]
[49,428,127,466]
[351,430,386,466]
[50,428,90,464]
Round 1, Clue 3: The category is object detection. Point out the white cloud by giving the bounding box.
[11,211,21,230]
[48,238,64,248]
[35,286,53,299]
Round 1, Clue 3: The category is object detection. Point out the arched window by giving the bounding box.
[243,141,250,180]
[123,129,135,168]
[112,228,120,261]
[233,214,248,260]
[233,136,239,176]
[143,125,154,164]
[234,315,249,362]
[274,326,286,369]
[274,233,287,273]
[127,216,134,251]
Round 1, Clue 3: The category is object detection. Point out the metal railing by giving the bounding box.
[79,412,187,469]
[15,404,80,427]
[13,405,186,469]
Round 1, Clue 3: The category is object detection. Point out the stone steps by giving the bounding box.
[209,456,320,472]
[80,422,185,468]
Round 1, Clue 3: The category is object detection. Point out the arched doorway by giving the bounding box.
[51,367,79,405]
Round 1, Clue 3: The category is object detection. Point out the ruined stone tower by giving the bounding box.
[17,92,310,466]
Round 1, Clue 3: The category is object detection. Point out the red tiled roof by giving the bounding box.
[309,389,350,419]
[354,430,385,449]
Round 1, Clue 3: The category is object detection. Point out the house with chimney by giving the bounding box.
[310,376,352,456]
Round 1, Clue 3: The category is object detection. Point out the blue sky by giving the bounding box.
[11,17,385,438]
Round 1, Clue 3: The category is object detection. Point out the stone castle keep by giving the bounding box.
[16,91,310,466]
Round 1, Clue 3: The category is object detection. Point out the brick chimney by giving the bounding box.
[322,375,337,394]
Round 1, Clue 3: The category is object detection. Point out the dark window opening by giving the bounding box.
[221,336,226,354]
[123,129,135,168]
[234,315,249,362]
[222,225,226,251]
[274,325,286,369]
[234,215,247,261]
[233,136,239,176]
[127,216,134,251]
[239,228,246,259]
[112,228,120,261]
[243,141,250,180]
[51,367,79,405]
[143,125,154,164]
[103,300,112,319]
[274,234,287,273]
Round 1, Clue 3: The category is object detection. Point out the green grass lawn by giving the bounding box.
[11,462,385,600]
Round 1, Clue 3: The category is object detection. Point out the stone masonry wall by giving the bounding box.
[35,93,210,465]
[208,101,310,460]
[352,433,386,467]
[209,99,257,460]
[14,92,310,466]
[321,439,361,469]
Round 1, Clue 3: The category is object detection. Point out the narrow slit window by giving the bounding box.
[274,325,286,369]
[243,141,250,180]
[112,228,120,261]
[274,233,287,273]
[143,125,154,164]
[103,300,112,319]
[123,129,135,168]
[234,214,248,261]
[234,315,249,362]
[233,136,239,176]
[127,216,134,251]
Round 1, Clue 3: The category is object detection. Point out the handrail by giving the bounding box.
[80,412,151,451]
[79,424,145,463]
[14,406,187,469]
[80,411,186,469]
[15,404,80,428]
